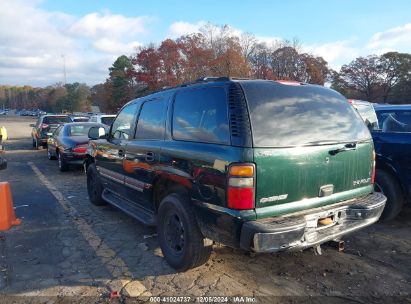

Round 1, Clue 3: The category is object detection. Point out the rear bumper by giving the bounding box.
[62,152,86,165]
[240,192,386,253]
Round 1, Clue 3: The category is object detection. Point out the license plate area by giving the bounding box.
[305,209,346,230]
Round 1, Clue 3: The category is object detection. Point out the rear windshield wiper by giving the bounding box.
[329,142,357,155]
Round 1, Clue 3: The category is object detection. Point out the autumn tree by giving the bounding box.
[331,52,411,102]
[379,52,411,102]
[248,43,273,79]
[178,34,214,81]
[132,45,161,91]
[209,37,250,77]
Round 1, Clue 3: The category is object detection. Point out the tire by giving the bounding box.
[158,193,212,271]
[86,163,106,206]
[34,139,41,150]
[58,152,69,172]
[47,147,56,160]
[32,138,36,147]
[375,169,404,221]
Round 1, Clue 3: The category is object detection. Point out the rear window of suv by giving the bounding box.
[43,116,72,124]
[240,81,371,147]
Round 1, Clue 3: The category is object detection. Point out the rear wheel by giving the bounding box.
[158,193,211,271]
[34,139,42,150]
[86,163,106,206]
[375,169,404,221]
[58,152,69,172]
[47,147,56,160]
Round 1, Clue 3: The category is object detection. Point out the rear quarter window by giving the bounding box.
[172,87,230,145]
[240,81,371,147]
[135,99,166,140]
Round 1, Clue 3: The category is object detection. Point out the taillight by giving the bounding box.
[73,144,88,153]
[371,151,376,184]
[227,164,255,210]
[347,99,353,104]
[41,123,49,129]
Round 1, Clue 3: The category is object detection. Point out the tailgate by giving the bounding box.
[254,142,374,211]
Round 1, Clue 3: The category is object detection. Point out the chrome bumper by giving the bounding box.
[240,192,386,253]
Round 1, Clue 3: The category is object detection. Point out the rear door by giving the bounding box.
[240,81,374,216]
[123,97,167,210]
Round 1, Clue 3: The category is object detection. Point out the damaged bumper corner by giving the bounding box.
[240,192,386,253]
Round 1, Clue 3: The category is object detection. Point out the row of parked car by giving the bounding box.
[28,77,407,271]
[30,113,115,149]
[17,109,47,116]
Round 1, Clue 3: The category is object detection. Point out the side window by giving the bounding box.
[110,103,139,140]
[172,87,230,144]
[135,99,166,140]
[54,126,63,136]
[378,110,411,133]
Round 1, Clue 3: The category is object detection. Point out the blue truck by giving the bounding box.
[352,101,411,220]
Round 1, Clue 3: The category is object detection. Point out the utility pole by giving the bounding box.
[61,54,67,85]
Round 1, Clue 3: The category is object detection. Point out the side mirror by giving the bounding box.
[88,127,107,140]
[30,124,35,127]
[0,157,7,170]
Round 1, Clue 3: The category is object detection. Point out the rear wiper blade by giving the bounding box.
[329,142,357,155]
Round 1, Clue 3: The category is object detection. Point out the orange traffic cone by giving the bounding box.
[0,182,21,231]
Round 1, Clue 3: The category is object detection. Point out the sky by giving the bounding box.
[1,0,410,87]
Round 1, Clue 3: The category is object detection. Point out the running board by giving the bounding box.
[102,189,157,226]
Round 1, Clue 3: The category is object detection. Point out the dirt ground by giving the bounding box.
[0,116,410,303]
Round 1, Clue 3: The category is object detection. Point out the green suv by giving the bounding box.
[85,78,386,271]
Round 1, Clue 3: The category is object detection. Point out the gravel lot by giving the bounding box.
[0,116,410,303]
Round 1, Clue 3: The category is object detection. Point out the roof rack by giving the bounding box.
[151,76,253,94]
[179,77,230,87]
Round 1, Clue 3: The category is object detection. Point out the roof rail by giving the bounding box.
[151,76,250,94]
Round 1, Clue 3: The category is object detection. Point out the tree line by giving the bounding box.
[1,23,410,113]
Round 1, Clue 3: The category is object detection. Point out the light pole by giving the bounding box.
[61,54,67,85]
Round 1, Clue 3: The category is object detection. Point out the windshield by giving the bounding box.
[43,116,72,124]
[67,124,94,136]
[101,116,115,125]
[240,81,371,147]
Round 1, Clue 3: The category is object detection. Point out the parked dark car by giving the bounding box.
[31,115,72,149]
[85,77,386,271]
[369,104,411,220]
[47,122,106,172]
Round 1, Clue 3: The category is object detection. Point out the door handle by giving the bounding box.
[145,151,155,162]
[118,149,125,157]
